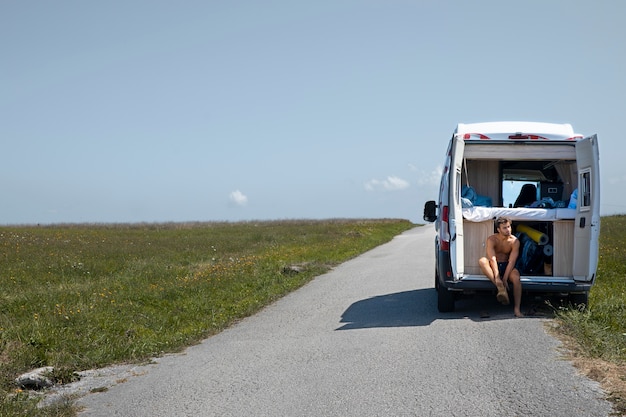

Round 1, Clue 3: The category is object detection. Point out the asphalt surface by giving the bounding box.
[75,225,613,416]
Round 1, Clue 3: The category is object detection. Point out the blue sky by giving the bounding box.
[2,1,625,224]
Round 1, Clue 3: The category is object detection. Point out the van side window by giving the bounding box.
[579,169,592,211]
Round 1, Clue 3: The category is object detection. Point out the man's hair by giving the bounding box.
[495,216,511,229]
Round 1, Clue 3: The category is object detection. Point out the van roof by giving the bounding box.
[455,121,582,141]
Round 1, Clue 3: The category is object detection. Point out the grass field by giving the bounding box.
[554,215,626,414]
[556,215,626,361]
[1,216,625,416]
[0,219,414,416]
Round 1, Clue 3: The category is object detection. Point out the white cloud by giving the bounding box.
[364,175,410,192]
[414,165,443,186]
[229,190,248,206]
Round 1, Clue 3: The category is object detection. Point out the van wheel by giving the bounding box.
[569,292,589,309]
[437,287,455,312]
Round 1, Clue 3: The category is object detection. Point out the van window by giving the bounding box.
[503,181,539,208]
[498,159,574,208]
[580,168,592,211]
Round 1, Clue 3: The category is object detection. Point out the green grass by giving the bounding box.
[0,219,414,416]
[556,215,626,362]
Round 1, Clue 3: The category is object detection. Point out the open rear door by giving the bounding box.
[449,135,465,279]
[573,135,600,281]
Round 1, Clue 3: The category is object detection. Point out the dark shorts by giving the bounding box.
[497,262,508,277]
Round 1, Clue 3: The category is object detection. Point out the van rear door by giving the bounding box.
[449,135,465,278]
[573,135,600,281]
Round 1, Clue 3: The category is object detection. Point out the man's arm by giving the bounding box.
[502,239,520,283]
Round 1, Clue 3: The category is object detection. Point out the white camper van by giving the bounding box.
[423,121,600,312]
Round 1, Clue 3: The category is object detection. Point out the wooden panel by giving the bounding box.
[463,220,493,274]
[553,220,574,276]
[464,160,500,206]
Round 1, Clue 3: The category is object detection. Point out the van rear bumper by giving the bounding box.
[442,275,593,294]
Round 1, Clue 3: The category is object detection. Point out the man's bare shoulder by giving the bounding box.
[504,235,519,251]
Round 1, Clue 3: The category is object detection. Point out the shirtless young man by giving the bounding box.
[478,217,523,317]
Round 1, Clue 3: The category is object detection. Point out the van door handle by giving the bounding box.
[579,217,586,228]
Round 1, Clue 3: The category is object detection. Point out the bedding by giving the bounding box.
[462,207,576,222]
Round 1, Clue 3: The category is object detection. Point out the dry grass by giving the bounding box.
[551,326,626,416]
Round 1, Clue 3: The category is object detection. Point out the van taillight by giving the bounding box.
[441,205,450,251]
[508,133,550,140]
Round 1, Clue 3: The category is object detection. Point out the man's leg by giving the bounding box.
[478,257,495,280]
[478,258,509,304]
[508,268,523,317]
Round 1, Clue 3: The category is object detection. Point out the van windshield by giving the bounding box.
[503,181,539,208]
[500,160,571,208]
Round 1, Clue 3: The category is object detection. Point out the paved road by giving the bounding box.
[77,225,612,416]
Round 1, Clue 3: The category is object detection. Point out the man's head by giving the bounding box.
[495,217,512,236]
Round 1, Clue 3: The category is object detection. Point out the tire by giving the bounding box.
[569,292,589,309]
[437,286,455,312]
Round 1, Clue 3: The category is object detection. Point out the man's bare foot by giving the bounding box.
[514,310,524,318]
[496,289,510,305]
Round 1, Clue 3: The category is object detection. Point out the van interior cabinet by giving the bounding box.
[463,220,492,275]
[553,220,574,276]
